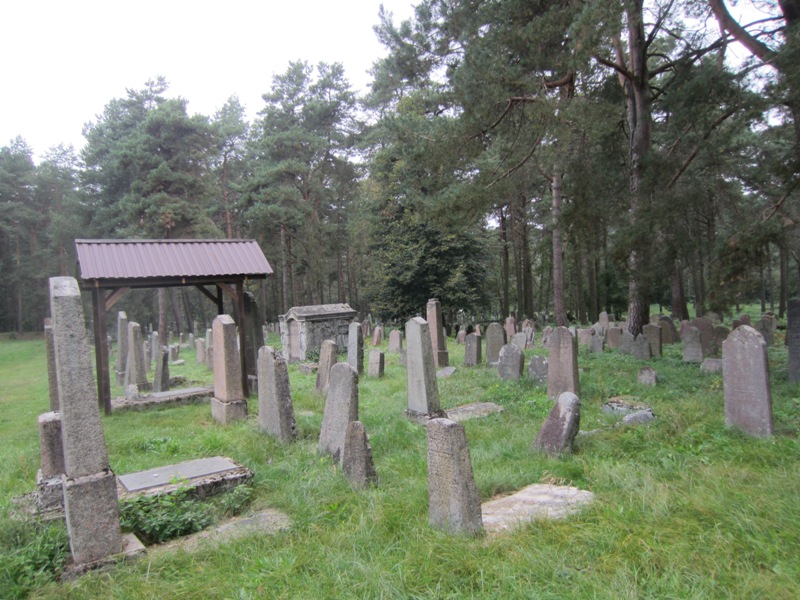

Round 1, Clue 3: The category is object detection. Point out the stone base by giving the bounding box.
[435,351,449,368]
[404,408,446,425]
[211,397,248,424]
[63,471,123,565]
[35,470,64,512]
[112,387,213,413]
[61,533,145,580]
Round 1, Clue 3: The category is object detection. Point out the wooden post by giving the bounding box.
[235,281,249,397]
[91,287,112,415]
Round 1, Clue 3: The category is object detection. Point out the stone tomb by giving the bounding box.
[279,303,357,362]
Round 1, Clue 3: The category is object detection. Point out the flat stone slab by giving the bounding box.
[119,456,243,493]
[160,509,291,552]
[602,396,647,415]
[481,484,594,533]
[445,402,504,423]
[112,387,213,413]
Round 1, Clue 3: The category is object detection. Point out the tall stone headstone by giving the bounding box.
[713,325,730,356]
[368,349,385,378]
[691,317,715,357]
[152,347,170,393]
[463,333,482,366]
[589,333,604,353]
[315,339,338,395]
[426,418,483,535]
[347,322,364,375]
[618,331,635,355]
[546,326,580,401]
[405,317,443,420]
[598,311,610,333]
[319,362,359,463]
[371,326,384,347]
[722,325,773,436]
[195,338,206,365]
[44,318,60,411]
[388,329,403,352]
[49,277,122,565]
[606,327,622,349]
[114,312,128,386]
[755,317,775,347]
[211,314,248,424]
[511,332,528,352]
[485,322,506,366]
[631,334,652,360]
[682,325,703,363]
[342,421,377,489]
[658,315,680,344]
[257,346,296,442]
[642,324,662,358]
[124,322,150,391]
[426,298,449,368]
[150,331,160,370]
[532,391,581,456]
[788,298,800,383]
[456,328,467,345]
[577,328,594,347]
[504,316,517,339]
[497,344,524,381]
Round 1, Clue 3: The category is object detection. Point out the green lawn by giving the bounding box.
[1,327,799,599]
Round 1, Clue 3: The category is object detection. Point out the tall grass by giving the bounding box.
[1,326,798,598]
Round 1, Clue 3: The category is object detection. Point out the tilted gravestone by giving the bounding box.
[722,325,772,436]
[546,326,580,401]
[788,298,800,383]
[464,333,482,366]
[426,418,483,535]
[211,314,248,424]
[49,277,122,565]
[368,349,385,378]
[497,343,524,381]
[315,339,338,395]
[405,317,444,421]
[532,391,581,456]
[347,322,364,375]
[319,362,359,463]
[485,322,506,366]
[642,324,662,358]
[257,346,296,442]
[682,325,704,363]
[426,298,449,368]
[342,421,377,489]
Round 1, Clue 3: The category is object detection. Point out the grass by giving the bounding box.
[1,325,799,598]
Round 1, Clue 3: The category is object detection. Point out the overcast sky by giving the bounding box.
[1,0,415,160]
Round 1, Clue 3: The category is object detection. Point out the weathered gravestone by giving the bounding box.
[606,327,622,350]
[368,349,385,378]
[315,339,338,395]
[722,325,772,436]
[36,411,65,511]
[44,318,60,411]
[211,314,248,424]
[426,418,483,535]
[114,311,128,386]
[49,277,123,565]
[618,331,635,355]
[347,322,364,375]
[523,326,535,347]
[456,328,467,345]
[511,332,528,352]
[532,391,581,456]
[658,315,680,344]
[153,347,170,393]
[546,326,580,400]
[169,344,179,363]
[631,334,652,360]
[497,343,524,381]
[504,316,517,339]
[599,311,610,333]
[788,298,800,383]
[589,332,604,353]
[540,325,552,347]
[124,322,150,391]
[426,298,449,368]
[342,421,377,489]
[405,317,444,421]
[319,362,359,463]
[258,346,296,442]
[638,367,657,386]
[371,326,384,347]
[243,292,264,380]
[388,329,403,352]
[691,317,715,357]
[577,328,594,347]
[150,331,160,370]
[713,325,730,355]
[755,317,774,347]
[642,324,662,358]
[196,338,206,364]
[527,355,548,383]
[463,333,482,366]
[485,322,506,366]
[739,314,752,327]
[682,325,704,363]
[700,358,723,374]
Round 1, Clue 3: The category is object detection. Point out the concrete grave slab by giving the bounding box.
[481,484,594,533]
[111,387,213,413]
[119,456,242,493]
[445,402,504,423]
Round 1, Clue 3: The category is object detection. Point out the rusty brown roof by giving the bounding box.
[76,239,273,283]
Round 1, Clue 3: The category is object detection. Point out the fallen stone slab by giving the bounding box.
[159,509,291,552]
[445,402,504,423]
[436,366,457,379]
[112,387,213,413]
[618,409,656,426]
[602,396,647,415]
[481,484,594,533]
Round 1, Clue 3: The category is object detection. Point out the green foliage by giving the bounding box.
[216,484,255,518]
[0,519,70,599]
[119,486,213,546]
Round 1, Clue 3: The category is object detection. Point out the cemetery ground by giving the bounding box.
[1,322,799,599]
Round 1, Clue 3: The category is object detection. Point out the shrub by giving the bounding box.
[119,487,212,545]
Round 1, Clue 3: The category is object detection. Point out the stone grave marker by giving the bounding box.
[546,326,580,400]
[388,329,403,352]
[691,317,715,357]
[44,318,60,411]
[532,391,581,456]
[211,314,248,424]
[368,349,385,378]
[700,358,723,374]
[638,367,657,386]
[599,311,610,333]
[504,316,517,339]
[405,317,443,421]
[618,331,634,355]
[589,333,604,353]
[196,338,206,364]
[464,333,482,366]
[456,328,467,344]
[511,331,528,352]
[319,362,359,463]
[541,326,553,347]
[713,325,730,355]
[642,324,662,358]
[755,317,774,347]
[631,334,652,360]
[347,322,364,375]
[485,322,506,366]
[658,315,680,344]
[153,347,170,393]
[342,421,377,488]
[315,339,338,395]
[788,298,800,383]
[577,328,593,347]
[497,344,524,381]
[371,326,384,347]
[527,355,548,383]
[426,298,449,368]
[722,325,772,436]
[606,327,622,350]
[124,322,150,391]
[682,325,703,363]
[258,346,296,442]
[114,311,128,386]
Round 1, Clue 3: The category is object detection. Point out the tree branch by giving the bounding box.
[485,132,545,189]
[708,0,776,64]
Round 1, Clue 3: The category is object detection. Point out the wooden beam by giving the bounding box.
[104,287,130,312]
[216,281,239,302]
[234,281,249,397]
[91,287,112,415]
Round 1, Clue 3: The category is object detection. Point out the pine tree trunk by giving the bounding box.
[779,238,788,318]
[280,223,289,313]
[551,168,568,326]
[499,207,510,319]
[158,288,167,345]
[670,261,690,321]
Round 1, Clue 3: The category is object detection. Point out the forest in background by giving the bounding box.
[1,0,798,336]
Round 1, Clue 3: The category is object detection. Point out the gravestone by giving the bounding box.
[44,318,60,411]
[511,332,528,352]
[257,346,296,442]
[691,317,715,357]
[211,314,248,424]
[682,325,703,363]
[788,298,800,383]
[153,347,170,393]
[722,325,772,436]
[347,322,364,375]
[205,328,214,368]
[589,333,604,353]
[638,367,657,386]
[368,349,385,378]
[700,358,723,374]
[606,327,622,350]
[405,317,443,420]
[631,334,652,360]
[426,298,449,368]
[361,318,370,338]
[36,411,65,511]
[739,314,752,327]
[456,328,467,345]
[523,326,535,347]
[755,317,774,347]
[114,311,128,386]
[464,333,482,366]
[642,324,662,358]
[169,344,179,362]
[546,326,580,400]
[426,418,483,535]
[618,331,635,355]
[485,322,506,366]
[342,421,377,489]
[49,277,122,565]
[124,322,150,391]
[541,326,553,347]
[474,324,481,336]
[599,311,610,333]
[497,344,524,381]
[150,331,160,370]
[319,362,359,463]
[315,339,338,395]
[527,355,548,383]
[504,316,517,339]
[532,391,581,456]
[196,338,206,364]
[388,329,403,352]
[371,326,384,347]
[577,328,594,347]
[713,325,730,355]
[658,316,679,344]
